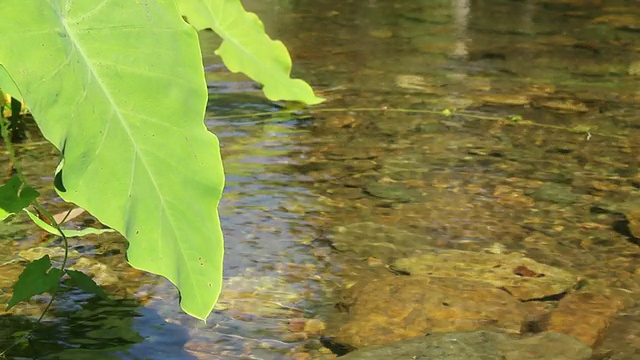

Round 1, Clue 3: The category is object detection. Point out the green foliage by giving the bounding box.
[0,0,224,320]
[0,0,321,321]
[0,175,39,221]
[7,255,63,311]
[177,0,324,105]
[64,269,108,299]
[0,65,22,102]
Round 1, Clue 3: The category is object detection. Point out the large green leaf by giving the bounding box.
[0,0,224,320]
[0,64,23,102]
[177,0,324,105]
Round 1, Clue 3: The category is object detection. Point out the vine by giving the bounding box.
[0,114,75,356]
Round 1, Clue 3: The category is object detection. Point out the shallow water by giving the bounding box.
[2,0,640,359]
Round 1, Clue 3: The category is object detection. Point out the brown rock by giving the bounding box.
[546,292,626,346]
[476,93,531,106]
[627,210,640,238]
[288,318,306,332]
[493,184,535,208]
[291,353,311,360]
[392,250,578,301]
[366,257,384,267]
[304,318,326,335]
[334,275,525,348]
[281,332,308,342]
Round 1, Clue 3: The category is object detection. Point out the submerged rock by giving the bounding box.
[364,181,423,203]
[629,211,640,239]
[546,292,627,346]
[590,197,640,240]
[338,330,592,360]
[333,275,526,348]
[18,246,81,262]
[392,250,579,300]
[594,304,640,359]
[528,183,580,205]
[331,222,434,261]
[69,257,119,286]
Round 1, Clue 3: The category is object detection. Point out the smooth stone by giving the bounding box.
[392,250,579,300]
[528,183,580,205]
[546,292,626,346]
[331,222,434,261]
[333,275,526,348]
[364,181,422,203]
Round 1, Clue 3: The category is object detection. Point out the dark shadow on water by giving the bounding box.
[0,295,195,360]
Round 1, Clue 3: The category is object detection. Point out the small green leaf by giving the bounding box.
[24,209,114,237]
[442,109,453,117]
[65,269,108,299]
[177,0,324,105]
[0,175,39,221]
[7,255,63,310]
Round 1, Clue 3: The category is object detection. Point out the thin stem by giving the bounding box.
[1,117,70,357]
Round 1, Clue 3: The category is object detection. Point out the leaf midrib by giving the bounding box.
[58,7,204,308]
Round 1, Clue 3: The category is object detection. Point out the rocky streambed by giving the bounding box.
[316,246,631,359]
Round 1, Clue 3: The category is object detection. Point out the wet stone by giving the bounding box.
[476,93,531,106]
[18,246,82,262]
[379,160,430,181]
[70,257,119,286]
[536,99,589,113]
[392,250,579,300]
[331,222,434,261]
[546,292,627,346]
[594,305,640,359]
[332,275,526,348]
[630,61,640,76]
[627,210,640,239]
[592,14,640,31]
[528,183,580,205]
[592,197,640,238]
[364,181,423,203]
[338,330,592,360]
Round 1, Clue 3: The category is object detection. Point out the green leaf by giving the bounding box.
[0,0,224,320]
[0,175,39,221]
[24,209,114,237]
[0,64,23,102]
[65,269,108,299]
[7,255,64,310]
[177,0,324,105]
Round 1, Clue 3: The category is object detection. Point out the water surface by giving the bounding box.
[1,0,640,359]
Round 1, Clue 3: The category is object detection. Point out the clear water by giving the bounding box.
[1,0,640,359]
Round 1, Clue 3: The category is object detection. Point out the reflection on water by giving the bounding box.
[1,0,640,358]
